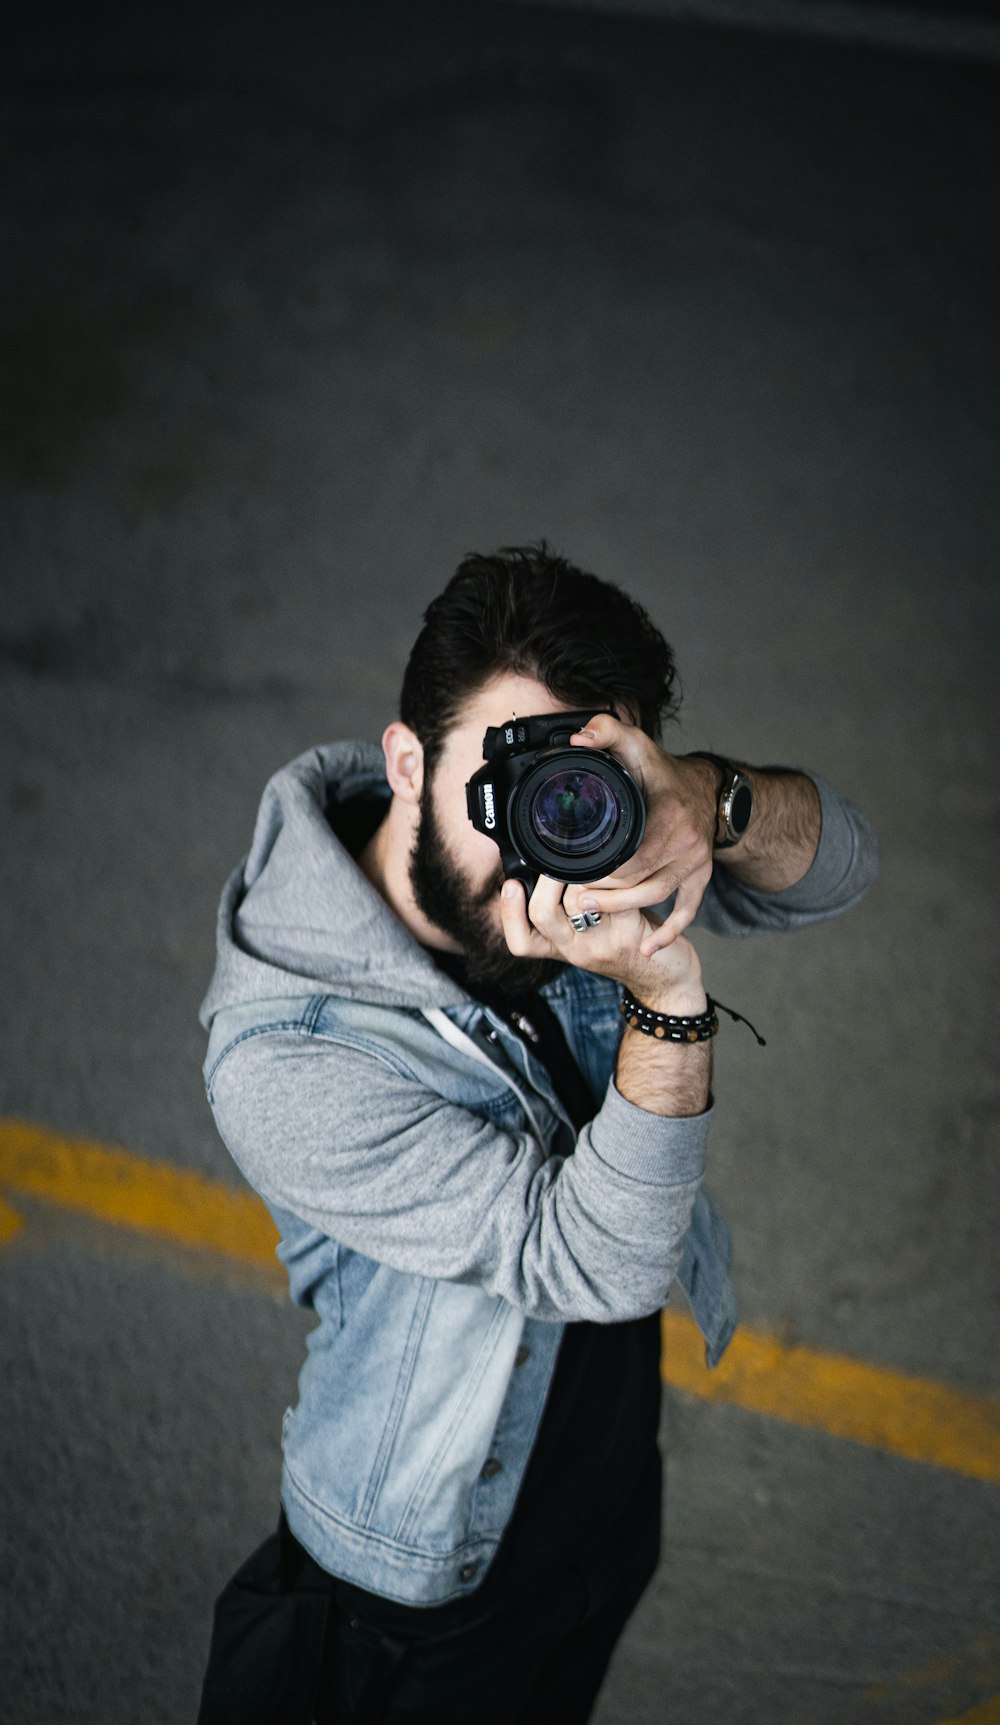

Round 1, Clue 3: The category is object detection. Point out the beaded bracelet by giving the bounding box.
[619,989,717,1041]
[619,987,766,1046]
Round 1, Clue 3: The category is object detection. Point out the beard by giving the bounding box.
[409,777,566,999]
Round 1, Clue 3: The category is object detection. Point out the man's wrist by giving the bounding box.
[674,753,723,853]
[678,753,821,891]
[614,956,707,1019]
[683,752,755,851]
[639,982,709,1017]
[715,767,821,890]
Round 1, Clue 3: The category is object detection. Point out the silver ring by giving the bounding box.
[567,910,602,932]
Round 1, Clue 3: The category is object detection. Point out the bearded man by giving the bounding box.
[196,543,876,1725]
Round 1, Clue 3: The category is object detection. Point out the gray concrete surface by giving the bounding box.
[1,2,998,1720]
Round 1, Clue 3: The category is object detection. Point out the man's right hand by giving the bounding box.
[501,873,712,1118]
[499,874,707,1015]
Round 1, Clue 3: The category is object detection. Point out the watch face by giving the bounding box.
[729,781,753,835]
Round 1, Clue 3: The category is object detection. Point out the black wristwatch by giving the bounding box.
[685,752,754,849]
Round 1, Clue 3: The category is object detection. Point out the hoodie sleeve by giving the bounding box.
[207,1030,709,1326]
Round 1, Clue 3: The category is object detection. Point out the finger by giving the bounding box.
[568,710,647,777]
[527,873,572,942]
[499,879,553,958]
[570,872,681,917]
[529,873,567,912]
[638,866,711,955]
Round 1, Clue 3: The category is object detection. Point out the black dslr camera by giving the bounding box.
[466,710,646,892]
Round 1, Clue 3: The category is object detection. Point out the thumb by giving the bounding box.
[569,709,645,773]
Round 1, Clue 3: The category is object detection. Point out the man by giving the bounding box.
[196,544,877,1724]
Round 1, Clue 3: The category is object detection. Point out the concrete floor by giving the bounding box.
[1,2,998,1720]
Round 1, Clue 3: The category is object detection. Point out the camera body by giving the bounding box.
[465,709,646,892]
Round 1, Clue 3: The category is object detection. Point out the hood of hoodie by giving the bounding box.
[199,741,470,1028]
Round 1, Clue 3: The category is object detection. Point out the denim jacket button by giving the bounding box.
[480,1457,503,1480]
[514,1345,531,1367]
[459,1561,481,1583]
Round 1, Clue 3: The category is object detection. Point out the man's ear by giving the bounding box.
[381,722,424,805]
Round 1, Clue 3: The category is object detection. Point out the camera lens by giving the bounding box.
[504,744,645,884]
[530,768,620,857]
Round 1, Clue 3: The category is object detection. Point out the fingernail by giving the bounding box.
[573,728,597,741]
[501,880,519,901]
[579,896,599,912]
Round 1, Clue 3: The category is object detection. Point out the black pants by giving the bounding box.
[198,1511,658,1725]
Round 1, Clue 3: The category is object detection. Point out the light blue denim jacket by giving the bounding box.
[200,741,877,1607]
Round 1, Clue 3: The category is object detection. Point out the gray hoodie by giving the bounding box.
[199,741,877,1327]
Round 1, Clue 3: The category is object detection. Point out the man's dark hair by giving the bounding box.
[400,542,680,777]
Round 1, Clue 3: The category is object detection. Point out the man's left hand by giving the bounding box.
[564,712,720,956]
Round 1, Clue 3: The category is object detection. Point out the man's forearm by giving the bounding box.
[717,767,821,894]
[616,1032,712,1118]
[614,970,712,1118]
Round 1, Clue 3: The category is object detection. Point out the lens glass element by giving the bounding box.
[530,769,620,856]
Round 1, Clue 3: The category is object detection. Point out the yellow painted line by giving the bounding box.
[661,1308,1000,1486]
[947,1699,1000,1725]
[937,1699,1000,1725]
[2,1119,999,1485]
[0,1190,26,1244]
[0,1118,280,1272]
[860,1632,1000,1722]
